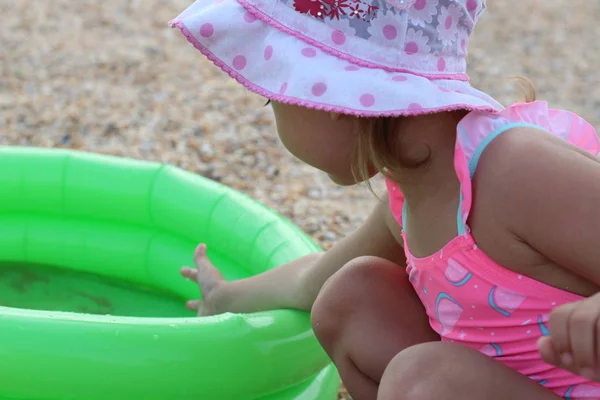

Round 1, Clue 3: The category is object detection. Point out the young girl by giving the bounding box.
[170,0,600,398]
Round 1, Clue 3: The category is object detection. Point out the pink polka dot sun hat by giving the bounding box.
[169,0,503,116]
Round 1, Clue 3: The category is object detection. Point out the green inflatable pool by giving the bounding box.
[0,147,339,400]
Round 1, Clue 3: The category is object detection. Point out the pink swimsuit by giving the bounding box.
[386,101,600,399]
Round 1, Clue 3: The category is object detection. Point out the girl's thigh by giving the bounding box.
[379,342,562,400]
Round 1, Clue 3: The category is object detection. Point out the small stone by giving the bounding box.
[241,155,255,166]
[140,139,154,151]
[103,122,119,136]
[60,134,71,144]
[323,231,336,241]
[307,187,322,199]
[200,143,214,156]
[266,165,279,177]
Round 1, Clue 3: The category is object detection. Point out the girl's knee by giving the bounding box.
[311,257,386,345]
[311,256,408,351]
[378,343,456,400]
[318,256,380,300]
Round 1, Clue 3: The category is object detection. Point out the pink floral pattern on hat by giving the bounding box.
[410,0,439,27]
[169,0,502,116]
[437,3,464,45]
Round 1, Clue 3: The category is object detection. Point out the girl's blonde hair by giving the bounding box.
[510,75,537,103]
[351,76,537,190]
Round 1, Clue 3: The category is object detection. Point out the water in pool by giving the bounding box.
[0,262,192,317]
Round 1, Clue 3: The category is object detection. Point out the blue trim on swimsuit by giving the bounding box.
[457,190,466,235]
[467,122,544,178]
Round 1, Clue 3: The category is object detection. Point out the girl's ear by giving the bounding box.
[330,112,342,121]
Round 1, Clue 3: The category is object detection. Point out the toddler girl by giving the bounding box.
[170,0,600,398]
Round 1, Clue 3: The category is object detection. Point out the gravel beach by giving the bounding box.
[1,1,599,398]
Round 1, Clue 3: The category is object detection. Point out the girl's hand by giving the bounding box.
[537,293,600,382]
[180,244,227,316]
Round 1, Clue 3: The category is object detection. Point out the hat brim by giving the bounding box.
[170,0,504,117]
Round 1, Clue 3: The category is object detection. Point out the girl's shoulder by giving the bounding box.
[465,101,600,200]
[458,101,600,243]
[456,101,600,179]
[472,113,600,287]
[466,101,600,240]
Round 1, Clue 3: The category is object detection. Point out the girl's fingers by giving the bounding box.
[549,302,577,368]
[568,299,599,379]
[181,266,198,280]
[538,336,558,365]
[186,299,202,312]
[187,299,210,316]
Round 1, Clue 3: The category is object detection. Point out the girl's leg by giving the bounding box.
[378,342,561,400]
[311,256,440,400]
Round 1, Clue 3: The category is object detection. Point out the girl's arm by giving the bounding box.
[187,194,406,315]
[480,126,600,381]
[488,128,600,284]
